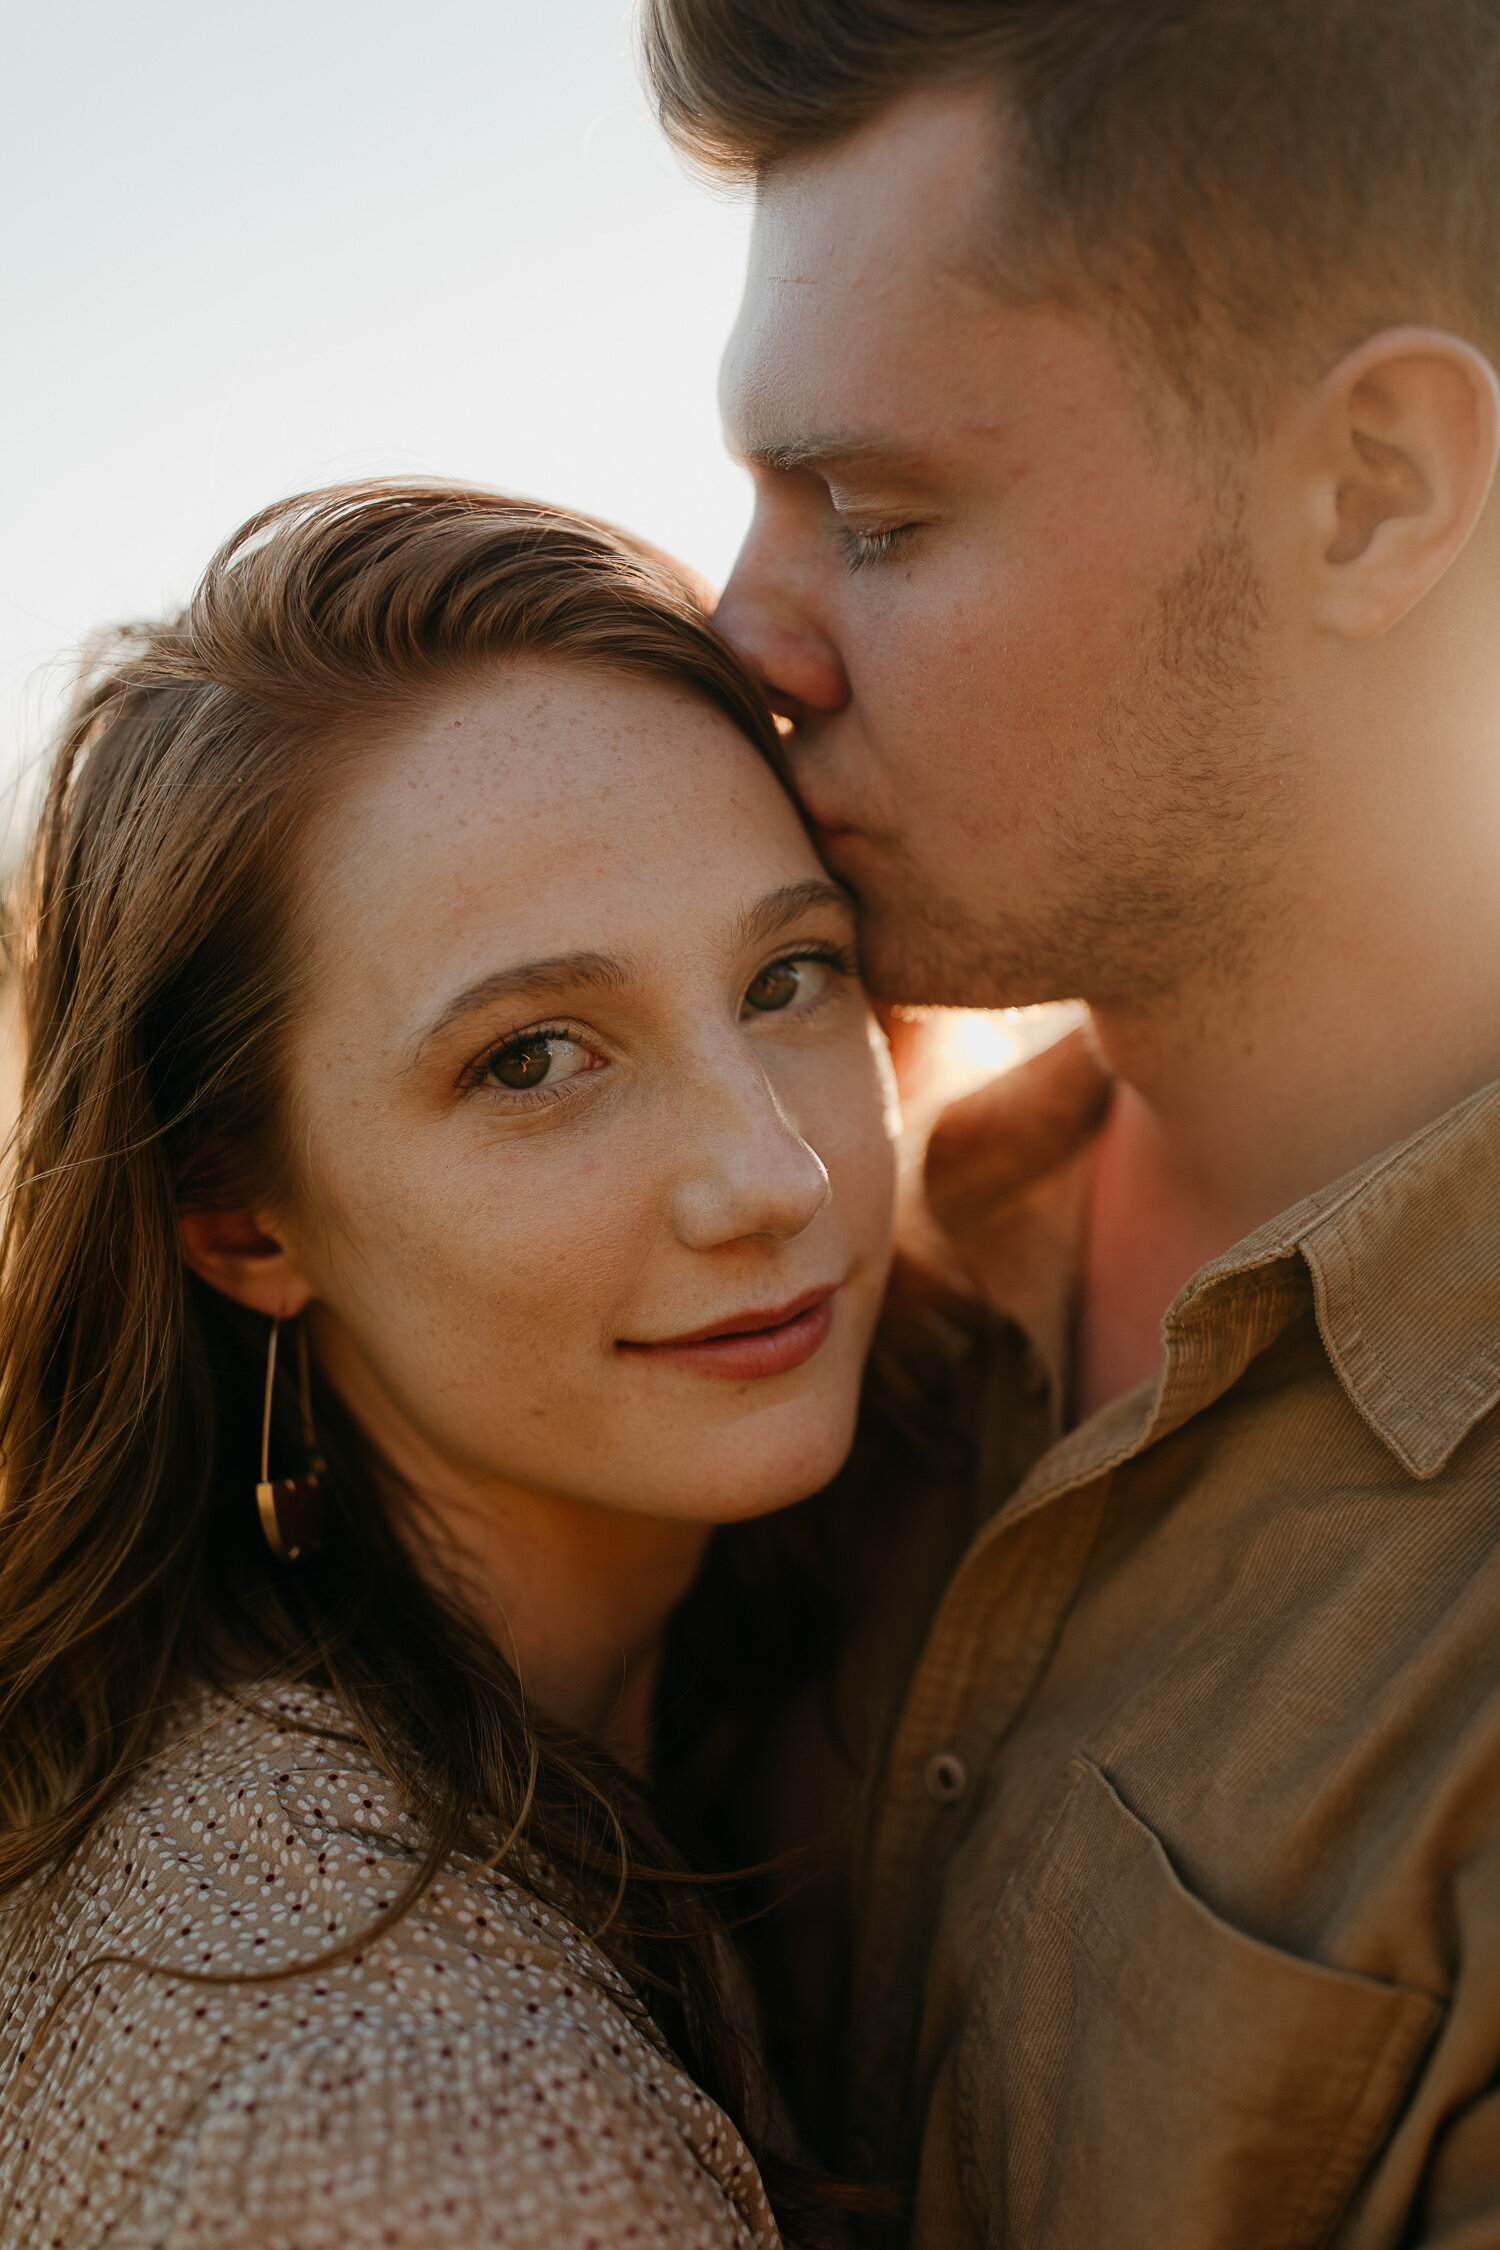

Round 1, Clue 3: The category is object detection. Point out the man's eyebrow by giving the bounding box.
[415,952,632,1058]
[739,432,914,477]
[734,879,857,951]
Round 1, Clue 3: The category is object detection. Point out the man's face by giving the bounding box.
[717,90,1291,1009]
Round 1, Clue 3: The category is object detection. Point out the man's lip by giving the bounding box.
[799,804,862,853]
[620,1284,836,1351]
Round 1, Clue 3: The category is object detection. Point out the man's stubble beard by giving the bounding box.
[854,519,1299,1014]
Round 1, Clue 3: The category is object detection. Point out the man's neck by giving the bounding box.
[1073,1082,1235,1420]
[1074,876,1500,1420]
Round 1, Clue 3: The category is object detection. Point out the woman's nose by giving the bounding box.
[715,524,852,725]
[667,1054,832,1252]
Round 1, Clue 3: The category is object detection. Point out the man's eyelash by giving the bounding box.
[838,523,919,572]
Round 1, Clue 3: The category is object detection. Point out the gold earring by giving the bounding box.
[255,1317,327,1562]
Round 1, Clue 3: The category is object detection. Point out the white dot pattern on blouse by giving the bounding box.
[0,1688,781,2250]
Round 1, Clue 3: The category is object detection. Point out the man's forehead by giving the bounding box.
[750,85,998,273]
[721,95,1014,454]
[720,293,1017,472]
[718,294,893,464]
[720,245,1013,468]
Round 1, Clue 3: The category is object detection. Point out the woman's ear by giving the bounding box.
[1305,327,1500,640]
[178,1206,314,1320]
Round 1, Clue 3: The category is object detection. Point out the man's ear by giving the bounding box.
[1305,327,1500,640]
[179,1205,315,1321]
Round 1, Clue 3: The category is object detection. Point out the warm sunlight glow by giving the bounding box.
[897,1003,1085,1149]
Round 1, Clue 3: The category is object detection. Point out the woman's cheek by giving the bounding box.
[791,1039,899,1278]
[438,1147,647,1362]
[839,1027,902,1219]
[869,1011,905,1146]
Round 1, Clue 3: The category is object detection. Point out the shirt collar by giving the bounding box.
[926,1037,1500,1492]
[1188,1069,1500,1477]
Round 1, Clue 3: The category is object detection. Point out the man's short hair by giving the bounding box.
[639,0,1500,424]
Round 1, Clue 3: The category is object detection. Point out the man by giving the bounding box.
[641,4,1500,2246]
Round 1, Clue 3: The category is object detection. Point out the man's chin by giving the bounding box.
[861,947,1033,1013]
[812,831,1079,1006]
[855,901,1074,1013]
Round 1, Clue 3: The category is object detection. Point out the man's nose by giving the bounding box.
[716,522,852,725]
[667,1047,831,1252]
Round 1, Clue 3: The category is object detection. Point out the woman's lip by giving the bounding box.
[632,1284,835,1348]
[618,1286,838,1380]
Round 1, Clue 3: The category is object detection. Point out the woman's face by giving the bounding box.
[270,661,897,1527]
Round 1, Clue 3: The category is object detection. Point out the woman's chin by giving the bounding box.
[642,1398,864,1525]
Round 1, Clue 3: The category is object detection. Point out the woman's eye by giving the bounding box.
[743,957,834,1015]
[481,1034,593,1092]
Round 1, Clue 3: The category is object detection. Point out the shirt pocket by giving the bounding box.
[955,1756,1442,2250]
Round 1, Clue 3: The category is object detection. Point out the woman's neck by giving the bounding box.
[396,1474,710,1777]
[309,1312,712,1776]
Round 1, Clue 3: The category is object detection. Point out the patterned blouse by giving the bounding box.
[0,1687,780,2249]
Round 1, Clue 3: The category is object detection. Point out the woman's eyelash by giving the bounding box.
[464,1022,585,1089]
[462,947,858,1092]
[838,523,919,572]
[760,940,860,985]
[798,941,860,979]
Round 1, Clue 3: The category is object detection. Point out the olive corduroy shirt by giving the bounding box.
[748,1028,1500,2250]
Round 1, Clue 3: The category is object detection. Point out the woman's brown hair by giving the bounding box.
[0,480,840,2229]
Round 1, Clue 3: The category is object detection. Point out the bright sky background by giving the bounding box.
[1,0,753,827]
[1,0,1056,1096]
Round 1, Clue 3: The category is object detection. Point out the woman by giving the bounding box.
[0,483,902,2248]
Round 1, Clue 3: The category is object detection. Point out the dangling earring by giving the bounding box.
[255,1317,327,1562]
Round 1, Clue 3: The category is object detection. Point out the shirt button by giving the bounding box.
[924,1750,971,1804]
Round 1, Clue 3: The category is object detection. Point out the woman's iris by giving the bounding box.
[486,1035,590,1090]
[744,961,805,1012]
[751,958,832,1012]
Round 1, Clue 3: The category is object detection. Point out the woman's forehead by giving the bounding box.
[299,662,823,1021]
[343,660,791,845]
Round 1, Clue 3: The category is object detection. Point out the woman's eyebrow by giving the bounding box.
[733,879,856,950]
[414,952,632,1058]
[413,883,852,1062]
